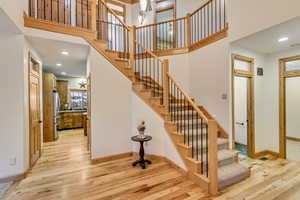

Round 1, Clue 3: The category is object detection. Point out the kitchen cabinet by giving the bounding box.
[58,111,85,130]
[56,80,69,108]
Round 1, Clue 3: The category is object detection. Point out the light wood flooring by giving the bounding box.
[4,129,300,200]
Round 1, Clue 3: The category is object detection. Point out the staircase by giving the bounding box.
[25,0,249,195]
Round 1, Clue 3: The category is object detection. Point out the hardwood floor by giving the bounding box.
[4,129,300,200]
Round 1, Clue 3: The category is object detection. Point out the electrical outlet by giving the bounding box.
[9,157,16,166]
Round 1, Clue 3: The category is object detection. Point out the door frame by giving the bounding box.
[231,54,255,158]
[28,52,42,168]
[279,55,300,159]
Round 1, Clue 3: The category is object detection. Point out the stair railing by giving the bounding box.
[97,0,130,59]
[97,0,219,194]
[166,74,219,195]
[132,39,166,105]
[136,17,187,51]
[28,0,97,31]
[135,0,227,52]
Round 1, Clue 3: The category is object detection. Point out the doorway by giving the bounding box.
[28,52,42,167]
[279,55,300,160]
[232,54,255,158]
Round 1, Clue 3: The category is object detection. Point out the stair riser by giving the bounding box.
[219,171,250,189]
[202,157,235,173]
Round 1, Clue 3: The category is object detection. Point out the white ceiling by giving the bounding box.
[232,16,300,54]
[26,36,89,77]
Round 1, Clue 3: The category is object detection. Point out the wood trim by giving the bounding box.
[208,120,219,195]
[253,150,280,159]
[188,27,228,52]
[24,14,97,40]
[231,54,256,158]
[91,152,133,164]
[284,70,300,78]
[286,136,300,142]
[0,172,27,184]
[279,59,286,159]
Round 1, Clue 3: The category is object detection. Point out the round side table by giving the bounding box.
[131,135,152,169]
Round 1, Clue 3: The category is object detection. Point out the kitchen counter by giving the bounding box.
[59,110,87,113]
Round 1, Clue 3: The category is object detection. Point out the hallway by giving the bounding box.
[3,129,207,200]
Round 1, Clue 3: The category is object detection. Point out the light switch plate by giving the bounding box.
[221,93,227,100]
[9,157,16,166]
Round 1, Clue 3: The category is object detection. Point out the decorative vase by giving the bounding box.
[137,121,146,139]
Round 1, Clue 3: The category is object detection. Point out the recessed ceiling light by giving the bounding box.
[61,72,67,75]
[61,51,69,55]
[278,37,289,42]
[56,63,62,67]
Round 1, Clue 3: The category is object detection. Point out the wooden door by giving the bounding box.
[87,76,91,151]
[29,55,42,167]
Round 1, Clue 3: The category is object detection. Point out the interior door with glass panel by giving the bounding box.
[279,56,300,160]
[232,54,255,158]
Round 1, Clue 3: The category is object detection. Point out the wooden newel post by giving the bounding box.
[208,119,218,195]
[163,59,169,111]
[129,26,136,70]
[185,13,192,47]
[91,0,97,34]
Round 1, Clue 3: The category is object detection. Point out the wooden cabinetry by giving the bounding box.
[43,73,56,142]
[58,112,84,130]
[56,80,69,108]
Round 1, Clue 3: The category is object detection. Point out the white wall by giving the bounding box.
[0,0,24,32]
[0,33,26,179]
[89,47,132,159]
[188,38,230,132]
[131,93,186,169]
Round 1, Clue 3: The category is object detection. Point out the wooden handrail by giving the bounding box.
[136,16,186,29]
[98,0,130,30]
[96,19,124,26]
[167,74,209,123]
[135,40,164,63]
[190,0,214,16]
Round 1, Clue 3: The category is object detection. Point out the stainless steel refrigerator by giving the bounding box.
[53,91,60,140]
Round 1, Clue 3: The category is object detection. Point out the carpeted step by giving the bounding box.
[218,163,250,189]
[190,138,229,153]
[199,150,235,172]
